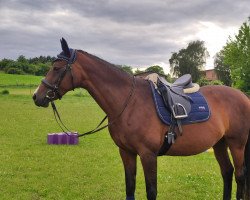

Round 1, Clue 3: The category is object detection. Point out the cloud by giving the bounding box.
[0,0,249,72]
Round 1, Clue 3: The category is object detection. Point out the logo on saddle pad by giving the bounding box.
[198,106,206,111]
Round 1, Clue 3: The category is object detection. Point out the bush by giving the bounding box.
[6,67,24,75]
[0,59,13,71]
[210,80,223,85]
[34,63,50,76]
[1,89,9,95]
[197,77,210,86]
[198,77,224,86]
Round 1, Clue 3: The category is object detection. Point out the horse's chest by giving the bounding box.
[109,127,131,150]
[109,130,124,147]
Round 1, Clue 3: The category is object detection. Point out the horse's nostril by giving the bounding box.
[32,93,37,101]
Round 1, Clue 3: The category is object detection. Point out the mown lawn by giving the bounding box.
[0,74,237,199]
[0,73,43,86]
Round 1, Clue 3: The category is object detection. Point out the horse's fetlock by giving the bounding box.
[236,174,246,184]
[146,188,157,200]
[126,196,135,200]
[222,167,234,181]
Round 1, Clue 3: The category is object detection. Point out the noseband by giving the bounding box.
[42,49,77,100]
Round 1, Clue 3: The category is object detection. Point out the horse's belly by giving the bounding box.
[165,125,223,156]
[166,142,213,156]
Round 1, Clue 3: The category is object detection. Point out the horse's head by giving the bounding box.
[33,38,78,107]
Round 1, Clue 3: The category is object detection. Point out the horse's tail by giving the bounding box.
[244,130,250,199]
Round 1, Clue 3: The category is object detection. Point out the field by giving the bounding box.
[0,74,236,199]
[0,73,43,86]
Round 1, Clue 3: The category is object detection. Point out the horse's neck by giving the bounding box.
[77,53,133,118]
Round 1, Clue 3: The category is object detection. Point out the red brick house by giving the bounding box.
[202,69,218,80]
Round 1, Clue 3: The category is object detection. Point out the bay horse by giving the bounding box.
[33,38,250,200]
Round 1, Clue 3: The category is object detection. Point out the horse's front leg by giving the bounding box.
[119,148,137,200]
[140,152,157,200]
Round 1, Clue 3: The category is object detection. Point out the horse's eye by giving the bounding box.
[53,66,60,71]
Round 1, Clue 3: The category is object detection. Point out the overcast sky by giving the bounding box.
[0,0,249,72]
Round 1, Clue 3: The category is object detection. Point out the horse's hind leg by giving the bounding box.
[213,138,234,200]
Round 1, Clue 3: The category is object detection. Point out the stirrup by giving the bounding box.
[172,103,188,119]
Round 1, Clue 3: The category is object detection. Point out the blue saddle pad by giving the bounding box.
[150,82,210,125]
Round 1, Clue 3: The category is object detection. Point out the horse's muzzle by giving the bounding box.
[32,93,50,107]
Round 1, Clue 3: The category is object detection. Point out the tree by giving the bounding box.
[169,40,209,82]
[6,67,24,75]
[0,54,56,75]
[16,55,35,74]
[134,68,145,75]
[197,76,223,86]
[144,65,172,82]
[4,61,24,74]
[35,63,50,76]
[223,19,250,92]
[17,55,28,63]
[29,56,56,64]
[0,59,13,70]
[145,65,165,74]
[214,50,232,86]
[121,65,133,75]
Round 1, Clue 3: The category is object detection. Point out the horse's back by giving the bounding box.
[200,85,250,134]
[200,85,250,116]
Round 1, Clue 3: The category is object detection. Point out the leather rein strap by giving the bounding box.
[78,76,136,137]
[42,49,136,138]
[50,75,136,138]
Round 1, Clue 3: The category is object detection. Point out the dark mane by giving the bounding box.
[77,50,130,77]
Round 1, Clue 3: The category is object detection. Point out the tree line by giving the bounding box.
[0,18,249,93]
[0,55,55,76]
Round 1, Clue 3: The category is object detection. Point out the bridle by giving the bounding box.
[41,49,77,100]
[40,49,136,137]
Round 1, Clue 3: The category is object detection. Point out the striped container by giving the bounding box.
[47,132,79,145]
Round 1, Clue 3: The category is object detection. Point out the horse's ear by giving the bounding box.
[60,37,71,58]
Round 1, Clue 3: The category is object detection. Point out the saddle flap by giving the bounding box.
[168,88,191,118]
[157,80,192,119]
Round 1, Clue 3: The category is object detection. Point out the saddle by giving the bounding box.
[158,74,192,119]
[147,73,199,119]
[146,73,200,145]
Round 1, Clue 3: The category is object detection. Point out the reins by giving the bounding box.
[50,76,136,138]
[42,48,136,138]
[78,75,136,137]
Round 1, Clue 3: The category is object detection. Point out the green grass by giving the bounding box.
[0,73,237,199]
[0,73,90,97]
[0,73,43,86]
